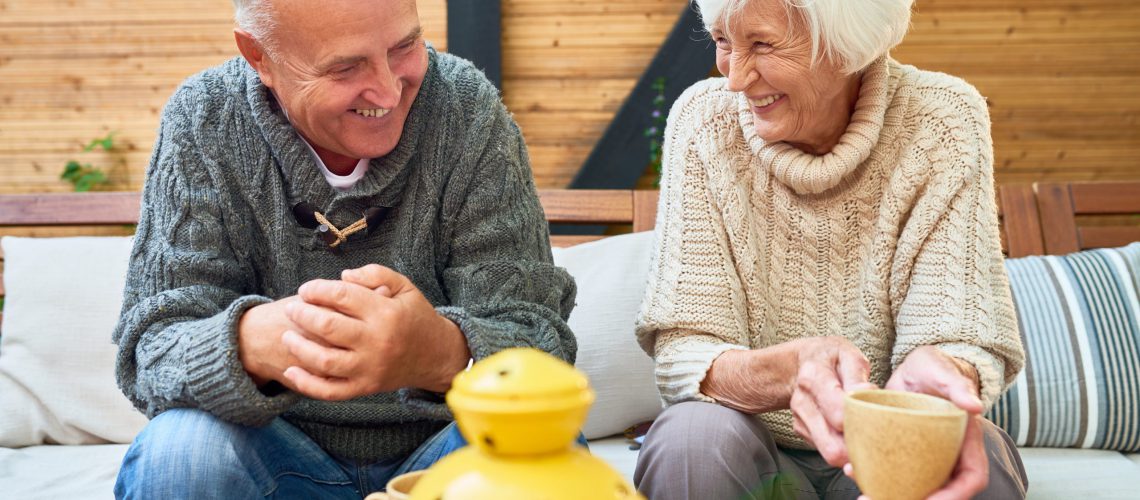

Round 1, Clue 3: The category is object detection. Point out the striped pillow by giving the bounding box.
[986,242,1140,451]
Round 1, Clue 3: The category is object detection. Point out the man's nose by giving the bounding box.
[362,60,401,107]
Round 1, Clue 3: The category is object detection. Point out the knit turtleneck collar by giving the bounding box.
[736,57,892,195]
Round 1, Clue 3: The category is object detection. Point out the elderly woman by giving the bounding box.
[634,0,1028,499]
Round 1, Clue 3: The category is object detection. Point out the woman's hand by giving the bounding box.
[885,346,988,500]
[789,337,877,467]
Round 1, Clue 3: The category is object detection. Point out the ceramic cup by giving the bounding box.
[362,470,426,500]
[844,389,968,500]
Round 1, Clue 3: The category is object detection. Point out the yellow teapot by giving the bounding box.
[408,348,644,499]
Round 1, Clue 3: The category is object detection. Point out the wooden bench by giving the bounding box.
[0,189,662,326]
[2,182,1138,325]
[997,181,1140,257]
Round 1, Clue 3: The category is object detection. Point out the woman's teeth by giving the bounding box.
[355,108,389,118]
[750,94,783,107]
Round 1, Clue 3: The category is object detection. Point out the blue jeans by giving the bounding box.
[115,408,587,499]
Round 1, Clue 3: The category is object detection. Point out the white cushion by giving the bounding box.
[588,436,640,482]
[553,231,662,439]
[0,444,128,499]
[0,236,147,447]
[1019,448,1140,499]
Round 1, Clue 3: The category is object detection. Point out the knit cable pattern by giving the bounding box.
[636,58,1024,450]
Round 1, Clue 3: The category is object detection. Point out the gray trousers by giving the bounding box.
[634,402,1028,500]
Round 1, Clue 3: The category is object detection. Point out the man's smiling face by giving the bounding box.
[245,0,428,170]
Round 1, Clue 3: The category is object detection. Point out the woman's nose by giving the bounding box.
[725,53,756,93]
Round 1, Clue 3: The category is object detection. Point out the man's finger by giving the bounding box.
[296,279,381,320]
[341,264,410,294]
[282,330,356,378]
[342,271,394,297]
[285,300,363,346]
[283,366,358,401]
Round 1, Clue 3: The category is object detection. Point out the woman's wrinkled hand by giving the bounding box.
[789,336,877,467]
[885,346,988,500]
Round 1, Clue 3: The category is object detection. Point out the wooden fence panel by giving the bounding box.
[1,0,1137,196]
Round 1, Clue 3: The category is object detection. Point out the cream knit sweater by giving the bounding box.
[635,57,1025,449]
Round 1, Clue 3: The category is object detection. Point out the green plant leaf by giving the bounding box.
[73,170,108,192]
[61,161,83,180]
[83,132,116,152]
[65,132,116,190]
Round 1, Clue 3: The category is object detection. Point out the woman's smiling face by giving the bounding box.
[711,0,861,154]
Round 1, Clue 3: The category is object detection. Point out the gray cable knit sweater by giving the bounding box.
[113,50,577,462]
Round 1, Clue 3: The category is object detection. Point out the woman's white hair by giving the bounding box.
[232,0,280,58]
[693,0,914,74]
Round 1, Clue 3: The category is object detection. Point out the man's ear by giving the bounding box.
[234,29,276,87]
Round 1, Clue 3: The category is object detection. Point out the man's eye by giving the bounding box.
[397,40,417,51]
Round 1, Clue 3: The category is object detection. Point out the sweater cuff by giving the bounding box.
[936,343,1006,411]
[434,306,546,362]
[654,337,748,406]
[184,295,300,426]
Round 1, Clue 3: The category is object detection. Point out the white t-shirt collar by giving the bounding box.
[278,98,370,191]
[298,138,370,191]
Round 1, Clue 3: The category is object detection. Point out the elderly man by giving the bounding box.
[111,0,576,498]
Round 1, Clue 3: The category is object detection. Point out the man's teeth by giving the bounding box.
[750,94,783,107]
[355,108,390,118]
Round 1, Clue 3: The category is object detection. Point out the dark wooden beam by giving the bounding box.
[569,5,714,189]
[446,0,502,89]
[554,5,715,235]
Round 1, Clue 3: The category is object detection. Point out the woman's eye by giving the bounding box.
[714,37,730,49]
[753,41,770,50]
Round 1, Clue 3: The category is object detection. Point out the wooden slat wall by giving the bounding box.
[895,0,1140,184]
[0,0,446,194]
[502,0,684,187]
[1,0,1138,196]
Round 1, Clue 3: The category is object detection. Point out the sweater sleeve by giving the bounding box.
[635,83,751,406]
[433,93,578,368]
[113,87,298,426]
[889,84,1025,410]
